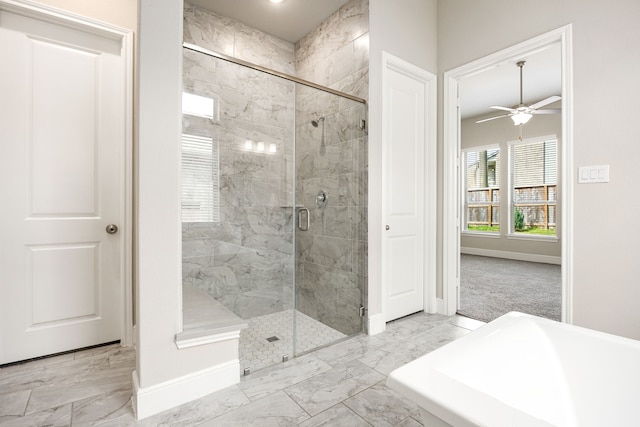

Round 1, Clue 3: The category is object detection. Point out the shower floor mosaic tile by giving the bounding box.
[239,309,347,373]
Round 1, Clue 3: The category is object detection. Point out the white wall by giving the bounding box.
[438,0,640,340]
[135,0,239,418]
[31,0,137,29]
[368,0,437,330]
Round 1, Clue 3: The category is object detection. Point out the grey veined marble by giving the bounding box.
[0,312,480,426]
[181,0,369,365]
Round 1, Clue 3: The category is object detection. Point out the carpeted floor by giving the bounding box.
[458,254,562,323]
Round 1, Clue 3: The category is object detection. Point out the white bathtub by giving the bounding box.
[387,312,640,427]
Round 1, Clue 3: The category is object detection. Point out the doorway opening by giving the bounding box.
[442,25,574,323]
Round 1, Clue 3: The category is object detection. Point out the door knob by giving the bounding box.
[386,225,390,231]
[106,224,119,234]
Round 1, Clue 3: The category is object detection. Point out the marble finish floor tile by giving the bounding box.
[0,390,30,421]
[239,354,332,401]
[298,403,370,427]
[344,382,421,427]
[199,391,309,426]
[0,313,476,426]
[284,359,385,416]
[0,403,71,427]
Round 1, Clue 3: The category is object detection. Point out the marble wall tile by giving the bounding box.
[184,3,295,75]
[184,4,235,56]
[182,0,368,332]
[246,180,285,207]
[296,143,353,181]
[213,241,287,266]
[353,33,369,74]
[296,261,361,334]
[234,24,295,75]
[182,265,242,299]
[183,49,217,86]
[224,149,284,181]
[295,0,368,73]
[219,286,285,319]
[242,231,293,257]
[218,176,248,207]
[322,206,354,239]
[182,238,215,259]
[336,68,369,103]
[297,234,352,272]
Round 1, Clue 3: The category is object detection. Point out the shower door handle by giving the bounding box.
[297,207,310,231]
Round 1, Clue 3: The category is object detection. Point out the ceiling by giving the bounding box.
[187,0,350,43]
[459,43,562,120]
[186,1,561,120]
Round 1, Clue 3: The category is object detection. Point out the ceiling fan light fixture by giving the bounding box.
[511,111,532,126]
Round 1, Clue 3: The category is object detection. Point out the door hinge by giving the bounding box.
[359,305,366,318]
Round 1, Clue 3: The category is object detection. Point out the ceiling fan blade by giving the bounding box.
[532,109,561,115]
[529,95,561,110]
[489,105,517,113]
[476,114,510,124]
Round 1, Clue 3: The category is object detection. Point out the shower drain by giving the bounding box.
[266,336,280,342]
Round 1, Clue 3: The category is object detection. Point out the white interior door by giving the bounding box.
[0,8,126,364]
[382,54,430,322]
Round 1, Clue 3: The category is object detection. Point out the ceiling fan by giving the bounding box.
[476,60,561,125]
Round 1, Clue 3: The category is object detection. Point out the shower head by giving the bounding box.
[311,116,325,127]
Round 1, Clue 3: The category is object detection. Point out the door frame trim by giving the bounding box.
[0,0,134,346]
[379,51,437,328]
[442,25,574,323]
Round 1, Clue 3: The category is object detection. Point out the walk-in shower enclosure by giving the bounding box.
[181,45,367,373]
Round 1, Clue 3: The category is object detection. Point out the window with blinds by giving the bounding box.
[463,146,500,233]
[510,139,557,235]
[181,133,219,223]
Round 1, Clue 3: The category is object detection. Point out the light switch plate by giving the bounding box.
[578,165,609,183]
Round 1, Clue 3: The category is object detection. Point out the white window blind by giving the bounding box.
[463,147,500,232]
[181,133,219,223]
[511,139,557,233]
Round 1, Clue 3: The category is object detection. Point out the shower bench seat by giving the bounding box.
[175,286,247,349]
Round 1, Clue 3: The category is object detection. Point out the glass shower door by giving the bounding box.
[181,44,367,372]
[182,47,296,374]
[294,84,367,355]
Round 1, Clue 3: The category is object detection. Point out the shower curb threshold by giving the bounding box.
[176,321,247,349]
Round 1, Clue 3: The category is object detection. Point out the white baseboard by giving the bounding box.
[461,247,561,265]
[367,312,386,335]
[132,359,239,420]
[436,298,446,315]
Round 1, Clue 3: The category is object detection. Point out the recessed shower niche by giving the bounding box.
[181,45,368,373]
